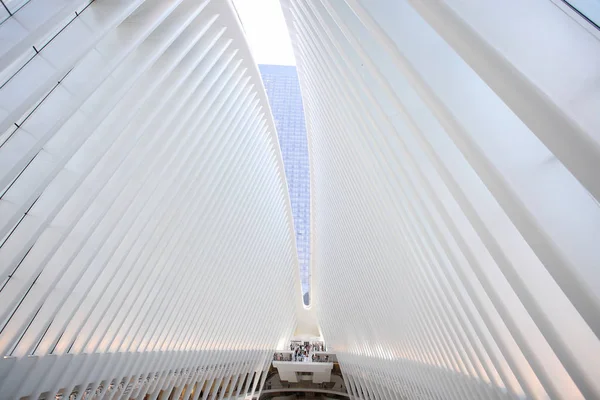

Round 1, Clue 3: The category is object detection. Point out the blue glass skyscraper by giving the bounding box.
[259,65,310,303]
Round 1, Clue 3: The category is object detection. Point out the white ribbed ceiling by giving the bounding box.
[0,1,301,399]
[279,0,600,399]
[1,0,600,399]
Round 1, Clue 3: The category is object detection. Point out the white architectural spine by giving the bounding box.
[279,0,600,399]
[0,1,300,399]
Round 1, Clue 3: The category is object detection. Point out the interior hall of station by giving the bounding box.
[0,0,599,400]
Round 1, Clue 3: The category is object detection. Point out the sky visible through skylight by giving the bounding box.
[233,0,296,65]
[234,0,313,304]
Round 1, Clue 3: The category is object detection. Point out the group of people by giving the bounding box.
[312,353,330,362]
[272,350,315,362]
[288,341,328,362]
[289,341,326,352]
[273,353,292,361]
[312,341,326,352]
[273,342,332,363]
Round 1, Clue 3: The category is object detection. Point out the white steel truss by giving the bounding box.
[0,1,301,399]
[279,0,600,399]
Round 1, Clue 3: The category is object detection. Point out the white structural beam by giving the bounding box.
[0,1,301,399]
[279,0,600,399]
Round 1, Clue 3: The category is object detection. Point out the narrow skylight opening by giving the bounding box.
[233,0,311,305]
[563,0,600,29]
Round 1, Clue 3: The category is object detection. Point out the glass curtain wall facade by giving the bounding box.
[260,64,311,303]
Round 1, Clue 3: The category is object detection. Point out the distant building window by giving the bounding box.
[260,64,311,305]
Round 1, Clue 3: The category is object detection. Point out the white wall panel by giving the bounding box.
[279,0,600,399]
[0,1,300,399]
